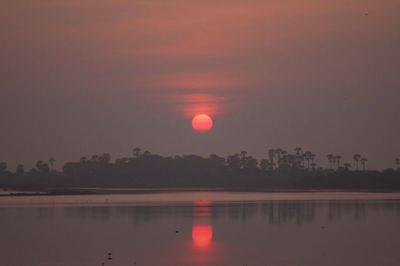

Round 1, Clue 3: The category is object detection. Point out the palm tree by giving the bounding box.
[327,154,334,169]
[303,151,313,169]
[353,154,361,170]
[361,157,367,171]
[335,155,342,169]
[332,156,337,170]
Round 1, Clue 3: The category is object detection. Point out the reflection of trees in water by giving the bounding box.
[260,201,315,225]
[225,202,259,223]
[56,200,400,226]
[328,201,366,221]
[327,200,400,222]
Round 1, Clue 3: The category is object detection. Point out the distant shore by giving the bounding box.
[1,190,400,208]
[2,187,400,197]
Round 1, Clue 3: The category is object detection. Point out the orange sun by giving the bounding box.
[192,114,213,132]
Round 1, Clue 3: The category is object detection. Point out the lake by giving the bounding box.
[1,192,400,266]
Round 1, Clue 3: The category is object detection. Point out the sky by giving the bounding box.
[1,0,399,170]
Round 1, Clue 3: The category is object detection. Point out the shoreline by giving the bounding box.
[2,187,400,197]
[1,190,400,208]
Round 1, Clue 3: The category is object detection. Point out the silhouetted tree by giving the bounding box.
[49,157,55,169]
[268,149,276,171]
[303,151,313,169]
[343,163,351,171]
[2,148,400,191]
[115,157,128,167]
[260,159,270,172]
[0,162,7,173]
[99,153,111,164]
[311,162,317,171]
[361,157,368,171]
[275,149,283,163]
[209,154,225,167]
[396,158,400,170]
[244,156,258,171]
[16,164,25,176]
[142,150,151,157]
[227,154,241,171]
[133,147,141,158]
[335,155,342,169]
[91,154,99,162]
[327,154,334,169]
[353,154,361,170]
[239,151,248,169]
[36,160,50,173]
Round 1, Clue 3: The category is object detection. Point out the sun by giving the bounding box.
[192,114,213,132]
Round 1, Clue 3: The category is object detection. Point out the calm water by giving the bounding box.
[1,192,400,266]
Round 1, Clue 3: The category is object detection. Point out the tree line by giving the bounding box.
[1,147,400,190]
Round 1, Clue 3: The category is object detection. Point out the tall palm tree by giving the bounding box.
[332,156,337,170]
[327,154,334,169]
[335,155,342,169]
[353,154,361,170]
[361,157,367,171]
[303,151,313,169]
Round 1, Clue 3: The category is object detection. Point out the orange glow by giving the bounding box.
[192,224,213,249]
[156,73,237,90]
[192,114,213,132]
[180,93,224,118]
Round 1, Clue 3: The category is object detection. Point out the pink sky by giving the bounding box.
[0,0,399,169]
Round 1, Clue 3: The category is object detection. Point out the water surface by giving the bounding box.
[1,192,400,266]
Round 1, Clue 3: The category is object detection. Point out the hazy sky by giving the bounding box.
[1,0,399,170]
